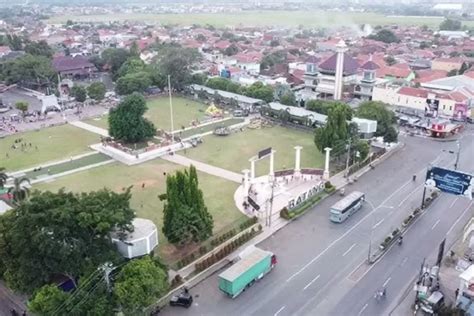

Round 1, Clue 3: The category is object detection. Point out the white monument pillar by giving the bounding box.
[334,40,347,101]
[249,158,256,180]
[294,146,303,175]
[324,147,332,180]
[269,150,275,177]
[242,169,250,198]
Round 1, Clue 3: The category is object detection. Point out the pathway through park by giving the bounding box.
[69,120,109,137]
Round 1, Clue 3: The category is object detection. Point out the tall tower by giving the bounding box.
[334,40,347,101]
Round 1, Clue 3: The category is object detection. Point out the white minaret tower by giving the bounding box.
[334,40,347,101]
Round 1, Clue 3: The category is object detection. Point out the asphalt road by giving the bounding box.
[162,128,474,316]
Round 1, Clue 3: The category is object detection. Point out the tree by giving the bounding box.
[206,77,231,91]
[280,91,296,106]
[87,82,106,101]
[314,103,350,154]
[7,34,23,50]
[116,57,146,78]
[356,101,395,137]
[155,46,200,91]
[7,176,30,204]
[2,54,55,88]
[367,29,400,44]
[224,44,239,56]
[354,140,370,161]
[0,167,8,188]
[440,18,462,31]
[245,81,274,103]
[71,85,87,103]
[384,55,396,66]
[162,165,213,244]
[130,41,140,58]
[191,73,207,85]
[109,93,156,143]
[196,34,207,42]
[28,284,69,316]
[261,50,286,70]
[24,40,53,58]
[101,48,131,78]
[115,72,152,95]
[270,39,280,47]
[15,101,29,116]
[306,100,352,120]
[0,188,134,293]
[114,257,168,314]
[384,126,398,143]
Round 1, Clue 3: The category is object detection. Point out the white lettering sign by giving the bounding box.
[287,182,325,210]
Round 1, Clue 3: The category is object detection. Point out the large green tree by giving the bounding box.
[356,101,395,137]
[114,257,168,314]
[87,82,106,101]
[440,18,462,31]
[314,103,350,154]
[245,81,274,103]
[7,176,30,204]
[280,91,297,106]
[1,54,56,88]
[71,85,87,103]
[24,40,53,58]
[154,46,201,90]
[101,48,131,78]
[306,100,353,120]
[384,126,399,143]
[162,165,213,244]
[0,188,135,293]
[115,72,152,95]
[0,167,8,188]
[28,285,69,316]
[117,57,147,78]
[367,29,400,44]
[108,93,156,143]
[15,101,29,116]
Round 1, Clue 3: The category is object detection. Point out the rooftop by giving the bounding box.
[318,53,360,76]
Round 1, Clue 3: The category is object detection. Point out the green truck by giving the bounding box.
[218,246,277,298]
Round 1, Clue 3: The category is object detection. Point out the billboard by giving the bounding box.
[425,99,439,118]
[453,103,468,121]
[258,147,272,159]
[425,166,473,199]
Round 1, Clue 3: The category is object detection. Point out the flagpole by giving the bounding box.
[168,75,174,142]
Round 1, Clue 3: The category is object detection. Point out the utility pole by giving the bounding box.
[345,138,352,178]
[101,262,114,293]
[454,140,460,170]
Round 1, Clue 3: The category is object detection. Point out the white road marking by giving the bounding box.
[380,205,394,209]
[343,243,357,257]
[303,274,320,290]
[447,202,473,235]
[358,303,369,316]
[431,219,440,230]
[383,277,391,287]
[372,218,385,229]
[274,305,286,316]
[450,198,459,209]
[401,257,408,266]
[398,186,421,207]
[286,169,420,282]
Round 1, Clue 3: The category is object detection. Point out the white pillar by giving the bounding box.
[334,40,347,101]
[269,150,275,177]
[242,169,250,198]
[324,147,332,180]
[294,146,302,175]
[250,158,256,180]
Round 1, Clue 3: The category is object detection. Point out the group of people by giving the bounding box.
[5,138,38,159]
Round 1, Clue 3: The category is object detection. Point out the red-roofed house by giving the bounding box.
[234,51,263,75]
[214,40,231,51]
[414,70,448,84]
[52,56,97,78]
[377,63,415,81]
[432,57,466,72]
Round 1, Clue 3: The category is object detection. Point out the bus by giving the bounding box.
[330,191,365,223]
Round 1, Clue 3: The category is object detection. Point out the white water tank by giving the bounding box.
[111,218,158,259]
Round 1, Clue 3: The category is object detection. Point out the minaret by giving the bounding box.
[334,40,347,100]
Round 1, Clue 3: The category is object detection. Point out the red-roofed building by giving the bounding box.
[0,46,11,57]
[377,63,414,80]
[414,70,448,84]
[432,57,466,72]
[214,40,231,51]
[234,51,262,75]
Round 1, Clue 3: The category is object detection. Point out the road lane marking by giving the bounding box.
[303,274,320,290]
[401,257,408,266]
[380,205,394,209]
[450,198,459,208]
[286,173,422,282]
[431,219,440,230]
[372,218,385,229]
[343,243,357,257]
[358,303,368,316]
[383,277,391,287]
[274,305,286,316]
[447,202,473,235]
[398,186,421,207]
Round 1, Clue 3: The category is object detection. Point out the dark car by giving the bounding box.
[169,290,193,308]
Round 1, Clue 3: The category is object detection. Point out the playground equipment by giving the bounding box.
[206,104,224,118]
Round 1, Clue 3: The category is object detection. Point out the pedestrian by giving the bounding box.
[455,288,459,298]
[142,183,145,189]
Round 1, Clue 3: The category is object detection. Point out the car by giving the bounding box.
[169,290,193,308]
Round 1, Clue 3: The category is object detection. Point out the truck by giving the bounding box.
[218,246,277,298]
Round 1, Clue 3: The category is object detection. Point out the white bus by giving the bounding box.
[330,191,365,223]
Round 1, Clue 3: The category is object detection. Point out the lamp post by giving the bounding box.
[454,140,461,171]
[345,138,352,178]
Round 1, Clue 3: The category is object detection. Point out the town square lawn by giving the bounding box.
[1,124,100,172]
[34,158,245,263]
[183,125,325,176]
[84,96,211,132]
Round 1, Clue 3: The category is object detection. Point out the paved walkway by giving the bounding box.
[69,120,109,137]
[171,116,235,134]
[161,154,242,183]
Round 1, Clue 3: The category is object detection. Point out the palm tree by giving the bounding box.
[0,167,8,188]
[8,177,30,204]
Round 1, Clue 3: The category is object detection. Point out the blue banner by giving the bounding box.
[425,166,473,198]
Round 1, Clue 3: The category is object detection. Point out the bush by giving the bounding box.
[171,274,183,288]
[199,245,207,255]
[280,208,291,220]
[325,186,336,194]
[325,181,332,189]
[258,224,262,231]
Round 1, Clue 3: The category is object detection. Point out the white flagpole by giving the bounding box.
[168,75,174,142]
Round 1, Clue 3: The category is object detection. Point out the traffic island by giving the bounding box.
[369,191,439,264]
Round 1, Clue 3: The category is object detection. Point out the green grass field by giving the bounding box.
[34,159,245,262]
[183,125,325,176]
[85,96,211,132]
[47,10,474,28]
[1,124,100,172]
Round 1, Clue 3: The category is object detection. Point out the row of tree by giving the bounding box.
[205,77,275,103]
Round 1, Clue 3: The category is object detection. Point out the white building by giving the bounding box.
[111,218,158,259]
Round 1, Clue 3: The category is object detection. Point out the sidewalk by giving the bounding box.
[162,154,242,183]
[69,120,109,137]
